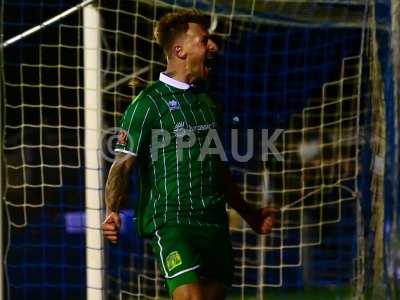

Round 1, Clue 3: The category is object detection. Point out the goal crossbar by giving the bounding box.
[1,0,95,48]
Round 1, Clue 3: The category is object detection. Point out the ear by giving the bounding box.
[173,45,186,59]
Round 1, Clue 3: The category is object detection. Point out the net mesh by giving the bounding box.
[1,0,397,299]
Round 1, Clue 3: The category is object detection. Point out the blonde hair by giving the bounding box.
[154,10,209,54]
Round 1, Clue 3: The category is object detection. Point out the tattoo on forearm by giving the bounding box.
[105,161,130,212]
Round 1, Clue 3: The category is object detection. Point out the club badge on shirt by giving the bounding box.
[168,99,181,111]
[117,129,128,146]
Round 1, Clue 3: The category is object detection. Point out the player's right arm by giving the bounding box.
[102,153,136,243]
[101,93,157,243]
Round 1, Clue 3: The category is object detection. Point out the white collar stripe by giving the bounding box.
[159,72,190,90]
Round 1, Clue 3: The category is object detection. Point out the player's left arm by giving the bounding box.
[217,162,277,235]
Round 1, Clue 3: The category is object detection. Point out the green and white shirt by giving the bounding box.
[115,73,227,236]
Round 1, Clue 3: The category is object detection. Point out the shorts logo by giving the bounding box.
[168,99,181,111]
[166,251,182,272]
[117,129,128,146]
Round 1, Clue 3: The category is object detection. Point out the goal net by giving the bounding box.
[1,0,399,299]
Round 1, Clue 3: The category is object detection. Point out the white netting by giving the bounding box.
[2,0,375,299]
[4,16,84,228]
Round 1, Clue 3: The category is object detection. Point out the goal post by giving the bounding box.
[1,5,5,299]
[83,4,105,300]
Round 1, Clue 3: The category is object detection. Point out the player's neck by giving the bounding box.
[165,63,196,85]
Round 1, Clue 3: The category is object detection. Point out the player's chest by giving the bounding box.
[155,96,217,137]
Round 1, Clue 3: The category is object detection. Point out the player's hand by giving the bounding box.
[246,207,278,235]
[102,211,121,244]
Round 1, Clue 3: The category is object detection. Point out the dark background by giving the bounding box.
[1,1,382,299]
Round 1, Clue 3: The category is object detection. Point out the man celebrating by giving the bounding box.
[102,10,276,300]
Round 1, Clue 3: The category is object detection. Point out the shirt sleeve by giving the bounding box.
[115,94,157,156]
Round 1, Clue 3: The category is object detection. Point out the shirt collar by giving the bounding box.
[159,72,191,90]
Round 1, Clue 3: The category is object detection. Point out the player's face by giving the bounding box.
[183,22,218,80]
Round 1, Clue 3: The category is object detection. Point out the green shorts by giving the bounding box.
[150,224,233,296]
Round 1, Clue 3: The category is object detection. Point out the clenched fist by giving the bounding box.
[102,211,121,244]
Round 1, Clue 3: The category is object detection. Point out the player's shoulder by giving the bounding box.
[123,83,164,118]
[132,81,169,106]
[140,80,169,98]
[131,80,164,103]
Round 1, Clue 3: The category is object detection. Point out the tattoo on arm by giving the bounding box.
[105,154,136,213]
